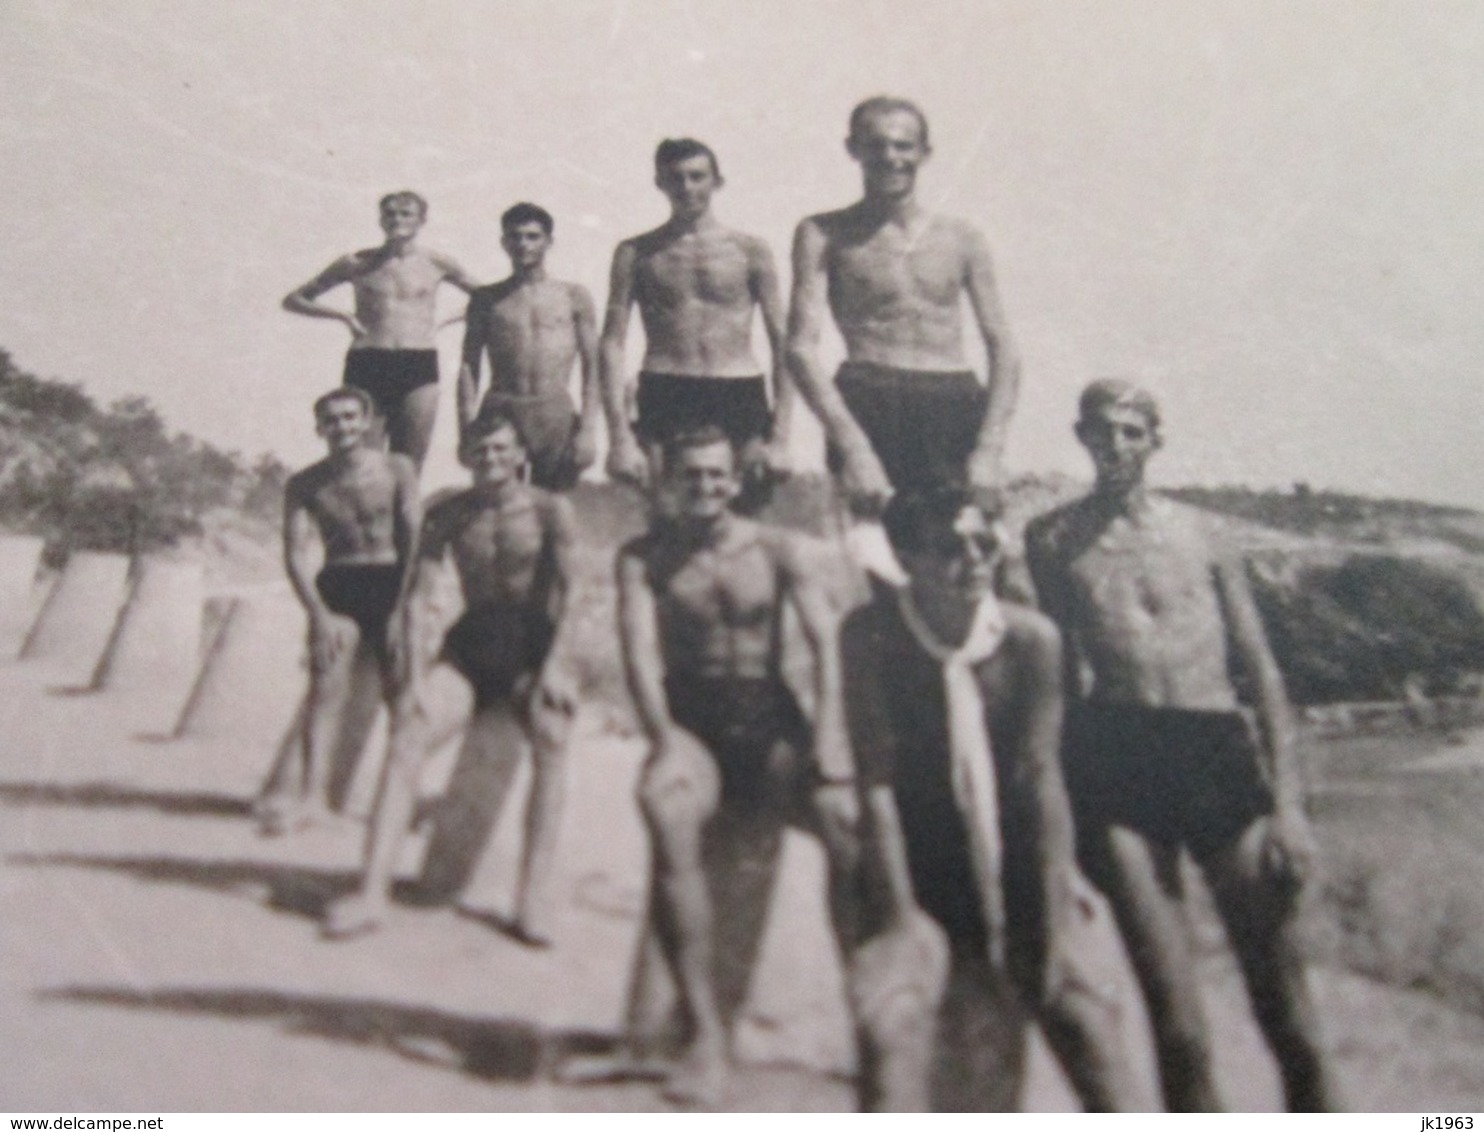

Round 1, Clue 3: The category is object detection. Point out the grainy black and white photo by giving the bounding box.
[2,0,1483,1113]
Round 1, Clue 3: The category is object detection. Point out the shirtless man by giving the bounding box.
[600,138,791,512]
[1025,381,1340,1111]
[283,191,479,469]
[596,426,933,1109]
[322,411,577,944]
[266,386,419,833]
[457,202,600,491]
[787,97,1020,513]
[842,488,1140,1111]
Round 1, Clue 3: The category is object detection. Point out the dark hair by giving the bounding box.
[1077,379,1161,429]
[848,96,931,148]
[654,137,722,180]
[379,190,428,218]
[882,485,1004,556]
[313,385,373,421]
[661,424,735,470]
[462,405,527,453]
[501,201,554,235]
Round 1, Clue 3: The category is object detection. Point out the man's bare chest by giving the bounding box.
[1068,534,1215,626]
[311,471,395,528]
[829,230,962,309]
[660,550,779,631]
[490,290,573,340]
[355,258,441,302]
[638,242,751,306]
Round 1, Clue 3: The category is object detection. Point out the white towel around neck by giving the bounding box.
[897,586,1010,970]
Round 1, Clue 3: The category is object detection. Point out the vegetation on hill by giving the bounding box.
[0,349,288,563]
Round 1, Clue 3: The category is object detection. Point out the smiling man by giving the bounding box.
[283,191,480,469]
[1025,380,1341,1111]
[599,139,791,511]
[265,387,419,835]
[457,202,600,491]
[787,97,1021,517]
[322,409,578,945]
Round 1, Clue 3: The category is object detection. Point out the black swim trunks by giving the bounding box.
[664,673,810,817]
[634,372,773,448]
[315,563,403,656]
[1062,702,1275,862]
[439,601,556,710]
[826,362,989,496]
[477,389,583,491]
[344,348,440,420]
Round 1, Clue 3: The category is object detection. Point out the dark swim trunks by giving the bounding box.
[439,601,556,710]
[344,348,440,420]
[634,372,773,448]
[636,372,776,513]
[664,673,811,817]
[826,362,989,496]
[1062,702,1275,861]
[314,563,403,656]
[478,389,582,491]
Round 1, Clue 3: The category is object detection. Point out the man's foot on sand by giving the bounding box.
[659,1044,728,1109]
[255,797,331,838]
[553,1050,672,1086]
[321,893,387,940]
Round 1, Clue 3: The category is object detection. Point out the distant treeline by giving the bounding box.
[1167,484,1484,554]
[0,349,289,562]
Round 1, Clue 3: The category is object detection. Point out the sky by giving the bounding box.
[1,0,1481,502]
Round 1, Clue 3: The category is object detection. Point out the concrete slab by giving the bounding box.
[0,534,44,659]
[174,594,306,743]
[91,556,204,727]
[19,550,130,683]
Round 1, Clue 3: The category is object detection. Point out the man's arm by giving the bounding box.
[283,477,349,674]
[395,505,456,689]
[570,283,602,470]
[616,545,673,749]
[457,291,489,434]
[1024,516,1084,697]
[532,497,581,708]
[600,243,646,483]
[784,218,890,511]
[1006,614,1078,886]
[1214,556,1304,814]
[432,251,481,295]
[749,238,793,468]
[780,536,852,782]
[281,256,365,339]
[962,227,1021,490]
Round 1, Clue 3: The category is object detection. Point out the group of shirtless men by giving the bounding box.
[267,96,1340,1111]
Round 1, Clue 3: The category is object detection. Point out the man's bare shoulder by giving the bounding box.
[530,486,576,530]
[285,459,334,501]
[622,226,675,259]
[471,278,521,309]
[1001,601,1063,662]
[561,279,596,308]
[425,248,469,275]
[1149,497,1220,555]
[423,486,475,526]
[1025,496,1098,560]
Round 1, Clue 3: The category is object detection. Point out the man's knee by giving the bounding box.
[849,909,950,1049]
[637,755,716,840]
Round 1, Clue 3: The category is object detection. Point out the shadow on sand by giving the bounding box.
[0,781,253,818]
[36,983,619,1082]
[7,852,357,918]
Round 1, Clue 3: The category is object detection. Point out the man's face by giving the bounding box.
[848,109,930,201]
[671,440,739,521]
[502,222,551,270]
[656,155,720,220]
[379,199,425,240]
[1077,404,1160,490]
[316,397,372,453]
[905,505,1003,607]
[463,425,526,486]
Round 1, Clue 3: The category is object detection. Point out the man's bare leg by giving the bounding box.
[387,383,441,470]
[1099,825,1221,1111]
[634,733,731,1106]
[512,693,576,945]
[325,641,387,810]
[415,703,528,903]
[262,629,358,834]
[1204,818,1341,1112]
[323,664,473,938]
[1037,948,1140,1112]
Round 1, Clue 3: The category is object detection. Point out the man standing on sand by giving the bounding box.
[1025,381,1341,1112]
[283,191,480,470]
[322,411,577,946]
[786,97,1020,520]
[576,426,943,1110]
[265,386,419,835]
[600,139,791,513]
[841,488,1141,1111]
[457,202,601,491]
